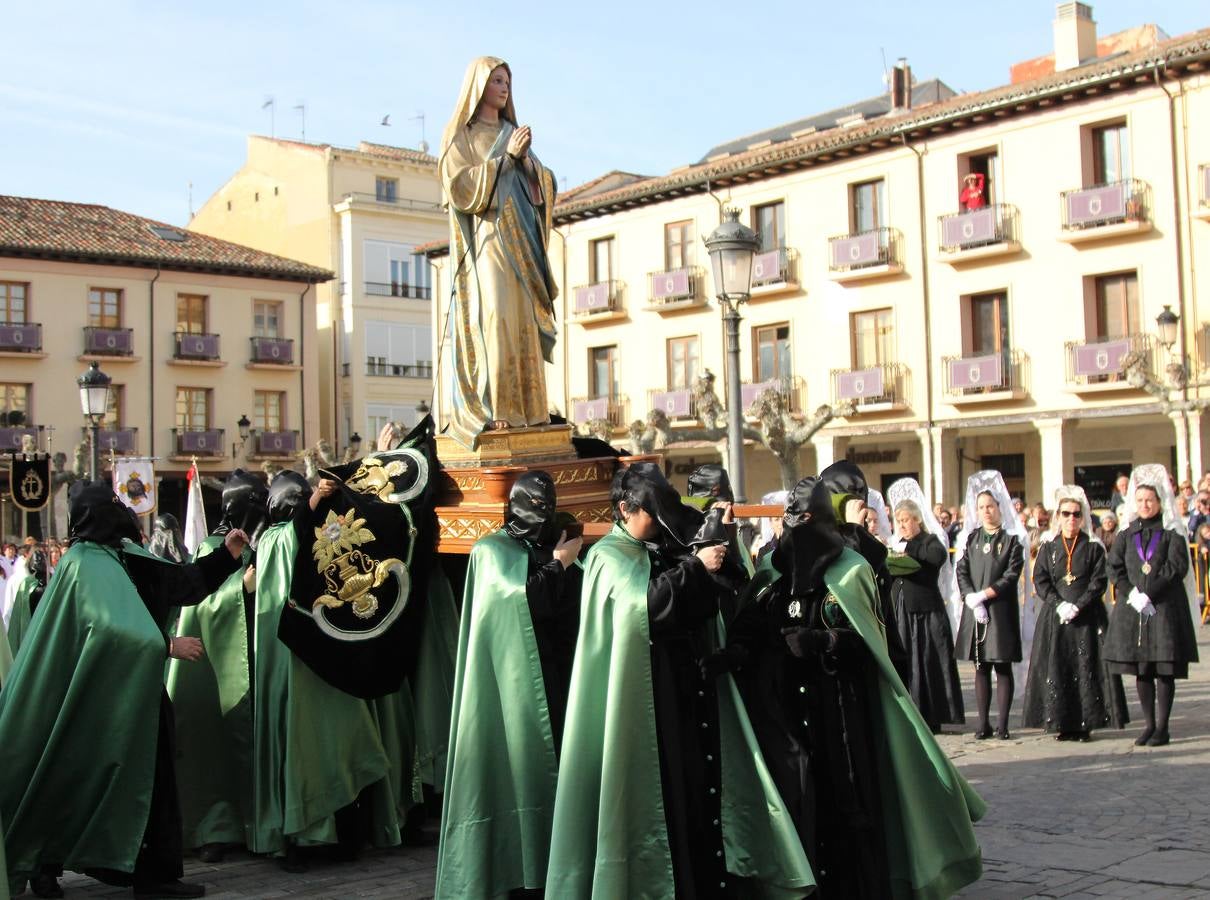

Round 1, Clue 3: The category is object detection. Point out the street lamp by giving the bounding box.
[77,361,112,481]
[704,208,760,503]
[1156,305,1179,351]
[233,413,252,459]
[348,431,363,455]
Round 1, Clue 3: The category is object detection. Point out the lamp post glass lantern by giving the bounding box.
[77,361,112,481]
[704,208,760,503]
[1156,304,1179,350]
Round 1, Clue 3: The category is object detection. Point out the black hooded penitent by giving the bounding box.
[612,461,727,550]
[687,464,734,503]
[68,481,142,548]
[148,514,189,563]
[267,470,310,525]
[504,470,560,546]
[218,469,269,540]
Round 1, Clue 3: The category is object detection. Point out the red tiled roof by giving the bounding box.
[0,196,332,282]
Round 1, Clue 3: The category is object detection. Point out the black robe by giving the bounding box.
[1021,533,1115,732]
[890,532,964,728]
[522,544,582,750]
[955,530,1025,663]
[646,547,732,899]
[1104,516,1200,677]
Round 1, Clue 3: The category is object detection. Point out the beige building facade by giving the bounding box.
[429,9,1210,508]
[189,136,445,448]
[0,196,328,535]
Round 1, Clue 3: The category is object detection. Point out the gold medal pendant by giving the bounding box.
[1063,572,1076,586]
[1141,562,1151,575]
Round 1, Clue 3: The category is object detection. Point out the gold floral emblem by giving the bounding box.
[312,508,403,620]
[341,450,428,506]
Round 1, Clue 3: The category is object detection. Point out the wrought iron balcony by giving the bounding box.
[570,395,630,429]
[249,336,295,364]
[0,426,37,450]
[365,359,434,378]
[646,387,698,422]
[645,267,703,309]
[364,281,432,300]
[174,332,221,361]
[83,326,134,356]
[1065,333,1153,387]
[943,350,1030,400]
[937,204,1020,255]
[339,192,443,213]
[254,430,300,456]
[1060,178,1151,234]
[750,247,800,294]
[173,427,225,456]
[0,323,42,352]
[93,427,138,455]
[827,227,903,279]
[740,375,804,416]
[830,363,910,410]
[571,281,625,322]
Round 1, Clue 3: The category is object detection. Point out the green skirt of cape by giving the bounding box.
[547,524,815,900]
[4,576,36,659]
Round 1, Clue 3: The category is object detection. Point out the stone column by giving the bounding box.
[1169,410,1203,485]
[1034,418,1071,506]
[811,432,835,473]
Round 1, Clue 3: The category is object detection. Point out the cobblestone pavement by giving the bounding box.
[57,633,1209,899]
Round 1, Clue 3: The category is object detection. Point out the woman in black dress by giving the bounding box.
[886,486,964,733]
[1022,485,1113,741]
[1104,465,1201,746]
[955,471,1027,740]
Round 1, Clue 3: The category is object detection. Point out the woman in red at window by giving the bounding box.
[960,172,986,211]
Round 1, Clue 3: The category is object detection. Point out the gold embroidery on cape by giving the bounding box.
[312,508,402,620]
[345,457,412,503]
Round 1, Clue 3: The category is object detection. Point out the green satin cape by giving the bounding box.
[167,534,254,848]
[546,524,814,900]
[4,576,35,658]
[0,542,165,889]
[412,564,459,790]
[436,530,560,898]
[773,546,987,900]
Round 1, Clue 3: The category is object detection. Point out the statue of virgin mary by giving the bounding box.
[439,56,559,447]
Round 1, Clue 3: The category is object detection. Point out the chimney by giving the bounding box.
[890,58,912,111]
[1053,2,1097,72]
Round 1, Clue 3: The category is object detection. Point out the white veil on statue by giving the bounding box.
[866,488,893,544]
[1041,484,1097,545]
[953,470,1038,679]
[1122,463,1200,628]
[887,477,960,631]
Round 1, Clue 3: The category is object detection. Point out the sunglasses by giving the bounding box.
[1058,509,1083,518]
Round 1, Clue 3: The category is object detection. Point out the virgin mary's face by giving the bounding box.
[480,66,510,114]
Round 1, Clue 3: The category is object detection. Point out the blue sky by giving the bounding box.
[3,0,1204,227]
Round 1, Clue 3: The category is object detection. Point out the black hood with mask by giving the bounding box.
[68,481,144,547]
[148,513,189,563]
[774,475,846,597]
[219,468,269,543]
[612,461,727,552]
[504,470,561,547]
[268,470,310,525]
[819,459,869,503]
[819,458,888,567]
[27,548,49,586]
[687,463,734,503]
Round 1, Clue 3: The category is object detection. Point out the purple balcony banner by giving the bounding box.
[252,337,293,362]
[942,207,997,247]
[258,431,299,454]
[1203,166,1210,205]
[575,283,609,312]
[741,380,779,408]
[179,430,222,453]
[830,232,881,267]
[837,367,886,400]
[1073,339,1130,377]
[573,398,610,421]
[179,334,219,358]
[1067,184,1126,225]
[87,328,132,354]
[752,251,783,283]
[950,355,1003,389]
[652,389,692,418]
[652,269,692,299]
[0,324,39,350]
[0,427,36,450]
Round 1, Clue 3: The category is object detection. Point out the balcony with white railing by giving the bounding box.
[1058,179,1152,243]
[749,247,800,298]
[570,281,626,324]
[943,350,1029,404]
[937,204,1021,264]
[1065,333,1153,393]
[830,363,911,412]
[644,267,706,313]
[0,323,43,355]
[570,395,630,431]
[827,227,903,282]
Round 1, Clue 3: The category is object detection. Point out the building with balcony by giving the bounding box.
[189,135,445,448]
[0,195,329,537]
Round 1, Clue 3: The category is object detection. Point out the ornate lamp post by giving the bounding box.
[704,208,760,502]
[77,361,112,482]
[348,431,363,455]
[233,413,252,459]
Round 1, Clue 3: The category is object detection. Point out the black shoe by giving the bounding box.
[1146,729,1170,747]
[1056,732,1073,741]
[30,874,63,898]
[996,728,1011,740]
[1134,727,1155,746]
[196,844,224,864]
[973,725,993,740]
[277,846,308,874]
[133,880,206,899]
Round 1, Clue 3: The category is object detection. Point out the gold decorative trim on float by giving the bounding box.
[436,423,576,468]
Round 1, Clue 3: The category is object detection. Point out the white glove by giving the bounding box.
[964,592,986,610]
[974,604,990,624]
[889,538,907,553]
[1056,601,1079,624]
[1127,590,1151,613]
[1140,599,1157,618]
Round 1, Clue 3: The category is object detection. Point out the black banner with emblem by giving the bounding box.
[9,453,51,512]
[280,416,438,698]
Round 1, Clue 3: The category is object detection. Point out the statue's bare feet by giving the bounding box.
[486,419,511,431]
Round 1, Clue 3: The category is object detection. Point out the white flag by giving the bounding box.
[114,458,156,516]
[184,462,208,555]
